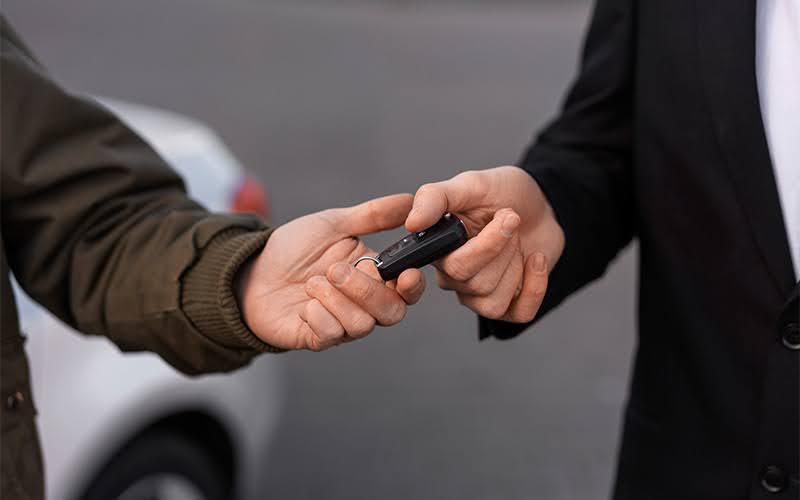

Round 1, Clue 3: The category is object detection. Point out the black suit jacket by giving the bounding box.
[481,1,800,498]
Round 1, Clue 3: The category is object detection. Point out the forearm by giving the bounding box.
[88,218,280,375]
[1,18,276,374]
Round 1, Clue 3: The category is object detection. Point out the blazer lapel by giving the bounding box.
[695,0,796,297]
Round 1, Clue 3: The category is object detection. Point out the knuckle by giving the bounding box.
[308,336,326,352]
[352,278,374,303]
[469,277,497,296]
[480,300,509,320]
[318,282,336,301]
[511,307,537,324]
[512,294,545,323]
[533,275,549,298]
[349,314,375,337]
[490,237,508,254]
[385,301,406,325]
[305,275,325,295]
[458,170,488,198]
[481,309,504,321]
[320,322,344,342]
[444,258,472,282]
[337,269,370,301]
[415,183,437,199]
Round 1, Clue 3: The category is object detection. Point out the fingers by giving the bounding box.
[406,171,488,232]
[327,263,408,326]
[352,251,425,305]
[455,250,525,320]
[333,193,414,237]
[304,260,423,344]
[305,275,376,339]
[502,252,549,323]
[436,209,519,283]
[300,299,345,350]
[355,256,425,305]
[394,269,426,305]
[436,233,517,296]
[355,255,383,281]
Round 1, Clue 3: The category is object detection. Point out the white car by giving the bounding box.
[14,99,285,500]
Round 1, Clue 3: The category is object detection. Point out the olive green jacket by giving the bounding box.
[1,17,279,499]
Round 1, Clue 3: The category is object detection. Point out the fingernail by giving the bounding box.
[501,213,520,238]
[533,253,546,273]
[330,264,351,286]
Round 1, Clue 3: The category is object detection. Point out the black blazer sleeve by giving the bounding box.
[481,0,636,340]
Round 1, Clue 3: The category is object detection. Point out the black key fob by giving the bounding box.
[367,213,469,281]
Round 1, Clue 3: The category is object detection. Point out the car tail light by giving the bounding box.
[231,174,270,219]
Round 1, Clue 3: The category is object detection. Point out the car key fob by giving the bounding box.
[362,213,469,281]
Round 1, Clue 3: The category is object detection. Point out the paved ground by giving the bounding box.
[3,1,638,498]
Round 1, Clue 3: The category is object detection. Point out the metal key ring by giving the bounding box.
[353,255,381,268]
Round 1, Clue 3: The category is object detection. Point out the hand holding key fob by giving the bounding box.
[356,213,469,281]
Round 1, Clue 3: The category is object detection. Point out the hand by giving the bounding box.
[406,166,564,322]
[236,194,425,351]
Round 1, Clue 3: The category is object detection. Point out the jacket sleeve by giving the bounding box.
[1,17,280,375]
[480,0,636,340]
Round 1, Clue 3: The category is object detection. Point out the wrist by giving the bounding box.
[233,253,257,332]
[181,228,281,352]
[491,165,565,267]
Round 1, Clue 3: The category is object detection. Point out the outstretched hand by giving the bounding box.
[236,194,425,351]
[406,166,564,323]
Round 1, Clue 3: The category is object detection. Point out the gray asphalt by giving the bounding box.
[3,1,637,499]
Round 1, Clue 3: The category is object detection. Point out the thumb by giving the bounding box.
[406,171,485,232]
[332,193,414,237]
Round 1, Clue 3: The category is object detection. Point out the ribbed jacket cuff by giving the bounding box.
[181,228,285,353]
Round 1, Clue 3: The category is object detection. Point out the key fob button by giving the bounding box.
[373,212,468,281]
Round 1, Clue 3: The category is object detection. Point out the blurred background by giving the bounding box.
[4,1,638,498]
